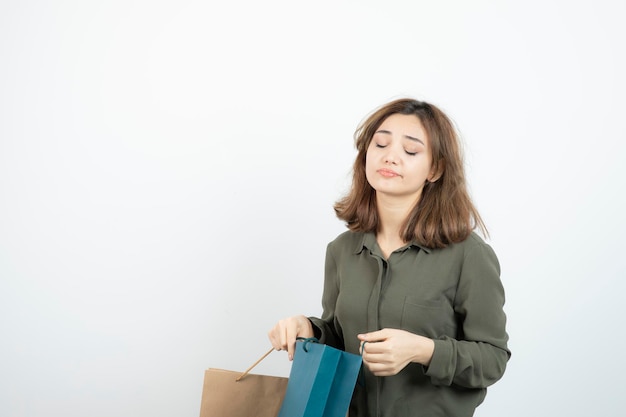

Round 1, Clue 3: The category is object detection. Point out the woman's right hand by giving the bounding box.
[268,315,314,361]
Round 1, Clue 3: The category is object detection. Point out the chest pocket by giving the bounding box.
[400,296,457,338]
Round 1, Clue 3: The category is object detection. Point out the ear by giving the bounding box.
[428,160,445,183]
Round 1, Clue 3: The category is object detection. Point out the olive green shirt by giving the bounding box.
[309,231,510,417]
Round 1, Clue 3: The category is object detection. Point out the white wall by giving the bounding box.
[1,1,624,416]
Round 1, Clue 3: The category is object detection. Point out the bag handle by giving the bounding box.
[296,337,319,352]
[236,337,321,381]
[236,348,275,381]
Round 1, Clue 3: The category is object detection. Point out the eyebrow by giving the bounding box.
[375,129,425,146]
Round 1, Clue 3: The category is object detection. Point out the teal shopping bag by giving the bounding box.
[277,338,362,417]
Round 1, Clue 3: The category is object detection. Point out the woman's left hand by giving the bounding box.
[357,329,435,376]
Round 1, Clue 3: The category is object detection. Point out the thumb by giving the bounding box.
[357,329,388,342]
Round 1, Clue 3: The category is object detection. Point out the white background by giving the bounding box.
[1,0,625,416]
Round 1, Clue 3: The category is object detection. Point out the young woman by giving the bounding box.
[268,98,510,417]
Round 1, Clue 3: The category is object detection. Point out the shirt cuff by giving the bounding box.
[424,338,454,386]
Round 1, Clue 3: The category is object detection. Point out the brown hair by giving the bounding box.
[334,98,487,249]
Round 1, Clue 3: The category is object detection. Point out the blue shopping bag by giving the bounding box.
[277,338,362,417]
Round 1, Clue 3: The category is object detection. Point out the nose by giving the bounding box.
[383,148,399,165]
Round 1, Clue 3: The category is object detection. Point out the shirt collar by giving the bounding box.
[354,231,431,255]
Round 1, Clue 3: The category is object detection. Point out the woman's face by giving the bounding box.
[365,113,435,201]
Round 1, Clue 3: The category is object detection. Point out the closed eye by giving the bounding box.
[375,143,417,155]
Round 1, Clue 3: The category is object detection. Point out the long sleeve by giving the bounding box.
[425,240,511,388]
[308,242,344,349]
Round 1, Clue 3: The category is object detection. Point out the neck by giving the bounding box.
[375,192,420,245]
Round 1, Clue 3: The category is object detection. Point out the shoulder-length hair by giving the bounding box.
[334,98,487,249]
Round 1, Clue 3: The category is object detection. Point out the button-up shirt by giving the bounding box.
[309,230,510,417]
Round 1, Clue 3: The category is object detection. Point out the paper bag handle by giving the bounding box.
[236,338,320,381]
[236,347,274,382]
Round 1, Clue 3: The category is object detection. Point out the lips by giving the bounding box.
[377,168,400,178]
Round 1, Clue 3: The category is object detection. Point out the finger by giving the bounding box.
[360,338,389,357]
[359,340,368,355]
[270,323,287,351]
[361,342,386,356]
[358,329,388,342]
[268,326,281,351]
[362,358,388,373]
[275,320,291,352]
[363,359,398,377]
[363,350,391,364]
[286,321,297,361]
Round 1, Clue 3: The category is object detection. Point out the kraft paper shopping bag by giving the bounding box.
[199,349,288,417]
